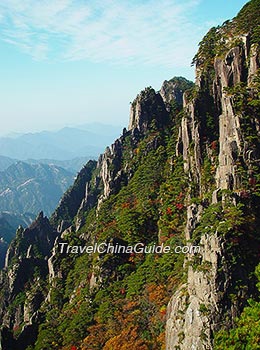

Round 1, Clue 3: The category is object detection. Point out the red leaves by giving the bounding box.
[176,203,184,210]
[166,207,173,215]
[13,325,20,332]
[240,190,250,199]
[166,193,184,215]
[211,140,218,150]
[71,346,77,350]
[120,288,126,295]
[159,306,167,316]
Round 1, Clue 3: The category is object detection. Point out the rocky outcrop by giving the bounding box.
[160,77,194,111]
[128,87,169,132]
[50,160,97,229]
[0,239,8,269]
[0,212,57,349]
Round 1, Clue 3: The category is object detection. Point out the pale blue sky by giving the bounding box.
[0,0,249,135]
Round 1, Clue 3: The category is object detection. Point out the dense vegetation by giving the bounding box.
[27,99,190,350]
[215,263,260,350]
[0,1,259,350]
[192,0,260,69]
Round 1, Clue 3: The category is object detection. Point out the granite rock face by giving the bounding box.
[128,87,169,132]
[166,31,260,350]
[160,77,194,111]
[0,212,57,349]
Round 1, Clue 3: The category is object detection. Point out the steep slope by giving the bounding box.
[0,162,74,216]
[0,76,192,350]
[0,212,59,349]
[0,2,259,349]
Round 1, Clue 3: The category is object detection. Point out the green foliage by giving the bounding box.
[192,27,221,68]
[159,156,188,238]
[192,201,246,243]
[214,263,260,349]
[234,0,260,44]
[10,7,260,348]
[192,0,260,77]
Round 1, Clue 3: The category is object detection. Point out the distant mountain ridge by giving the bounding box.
[0,123,123,160]
[0,212,35,268]
[0,211,35,243]
[0,161,74,217]
[0,155,92,173]
[0,155,15,172]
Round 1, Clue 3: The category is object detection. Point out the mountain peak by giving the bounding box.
[160,76,194,109]
[128,86,168,132]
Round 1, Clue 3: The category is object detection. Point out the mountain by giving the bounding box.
[0,155,93,173]
[0,239,8,271]
[0,162,74,217]
[0,212,35,269]
[26,156,92,173]
[0,155,17,172]
[0,212,35,243]
[0,2,259,349]
[0,124,123,160]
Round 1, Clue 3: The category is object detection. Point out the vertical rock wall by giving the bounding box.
[166,33,259,350]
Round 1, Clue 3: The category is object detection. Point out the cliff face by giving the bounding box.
[166,8,260,349]
[0,212,58,349]
[0,2,259,350]
[128,87,169,132]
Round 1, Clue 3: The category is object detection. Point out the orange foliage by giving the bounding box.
[157,332,166,350]
[146,284,168,308]
[123,301,138,312]
[81,324,107,350]
[122,202,131,209]
[103,325,149,350]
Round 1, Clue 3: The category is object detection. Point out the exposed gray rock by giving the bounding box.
[128,87,168,132]
[166,34,259,350]
[160,77,194,111]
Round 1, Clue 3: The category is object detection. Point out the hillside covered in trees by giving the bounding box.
[0,1,260,349]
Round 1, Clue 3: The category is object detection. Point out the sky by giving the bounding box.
[0,0,249,136]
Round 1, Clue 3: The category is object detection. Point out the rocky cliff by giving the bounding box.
[0,212,58,349]
[166,2,260,348]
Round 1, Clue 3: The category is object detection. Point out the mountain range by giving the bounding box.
[0,123,123,161]
[0,162,74,217]
[0,2,259,349]
[0,155,92,173]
